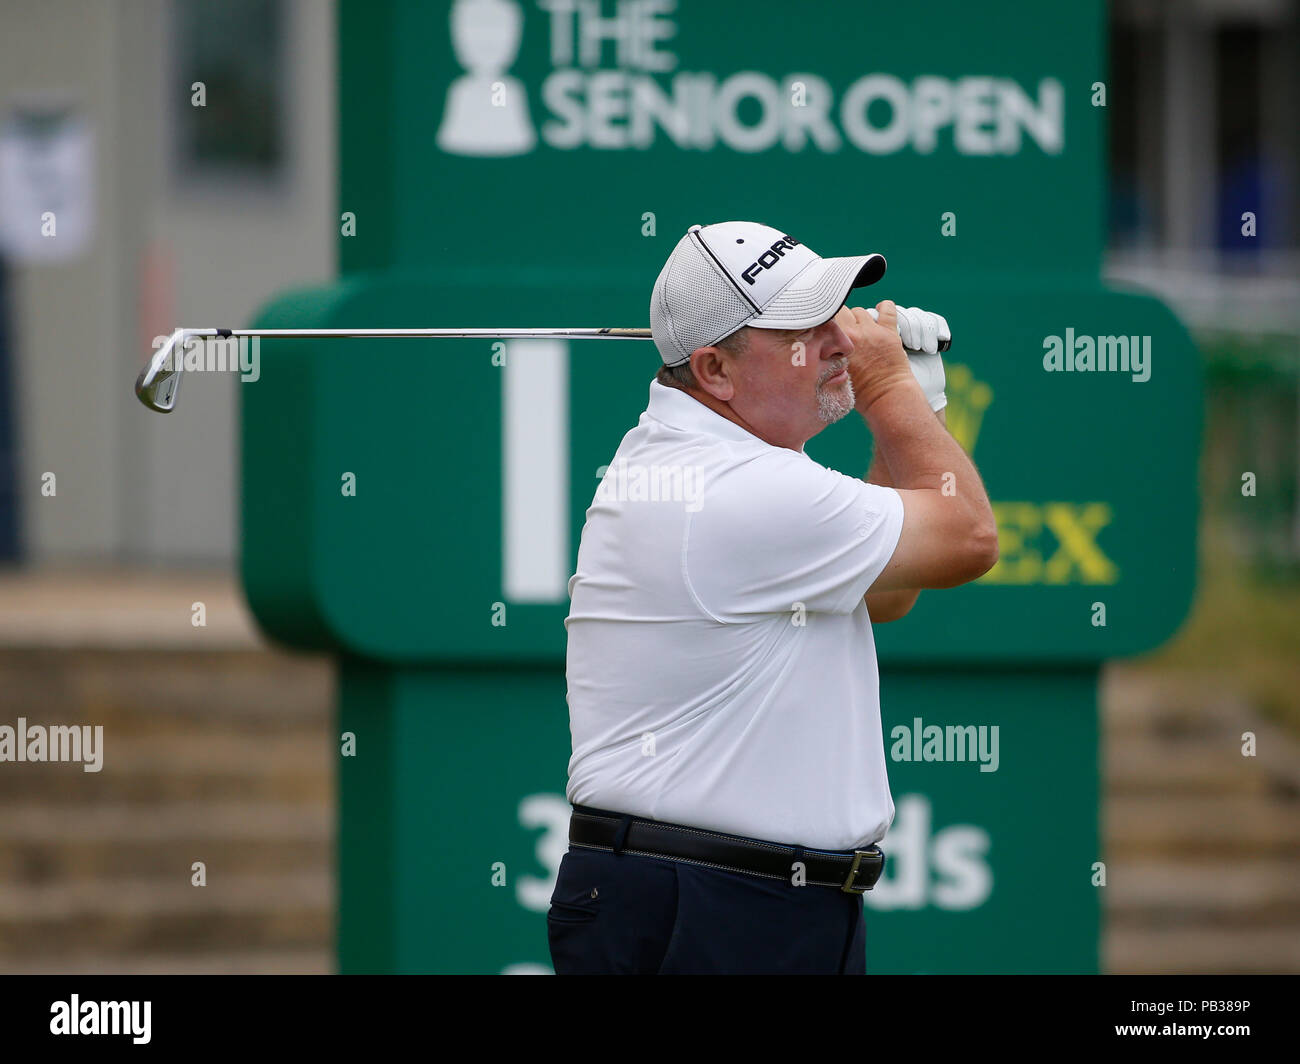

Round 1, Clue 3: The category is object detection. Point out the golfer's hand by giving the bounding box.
[891,306,950,356]
[834,301,916,414]
[866,305,950,412]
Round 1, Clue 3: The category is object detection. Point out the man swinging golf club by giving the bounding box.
[550,221,999,975]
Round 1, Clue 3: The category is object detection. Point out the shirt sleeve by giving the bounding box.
[683,449,905,620]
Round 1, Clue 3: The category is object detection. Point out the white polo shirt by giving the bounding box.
[564,380,905,851]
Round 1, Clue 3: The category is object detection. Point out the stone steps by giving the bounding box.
[1105,858,1300,925]
[0,837,329,882]
[1105,927,1300,975]
[0,644,334,974]
[0,948,333,975]
[1106,795,1300,856]
[1101,664,1300,973]
[0,649,330,718]
[0,746,330,804]
[0,880,330,957]
[2,800,331,841]
[0,894,330,952]
[1106,741,1294,797]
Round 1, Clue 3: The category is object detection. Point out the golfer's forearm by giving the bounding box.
[865,586,920,622]
[864,447,890,488]
[865,407,946,487]
[862,407,948,620]
[864,383,992,528]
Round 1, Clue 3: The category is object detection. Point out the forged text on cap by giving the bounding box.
[740,235,803,285]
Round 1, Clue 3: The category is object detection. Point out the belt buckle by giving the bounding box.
[840,849,878,894]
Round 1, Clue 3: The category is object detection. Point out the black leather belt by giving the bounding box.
[569,805,885,894]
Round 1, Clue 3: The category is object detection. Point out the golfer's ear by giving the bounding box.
[690,346,734,400]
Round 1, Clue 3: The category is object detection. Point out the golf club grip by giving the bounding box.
[865,307,952,353]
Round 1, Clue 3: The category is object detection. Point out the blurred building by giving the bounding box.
[1109,0,1300,568]
[0,0,335,567]
[1108,0,1298,322]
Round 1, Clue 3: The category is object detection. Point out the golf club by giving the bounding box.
[135,319,951,413]
[135,326,655,413]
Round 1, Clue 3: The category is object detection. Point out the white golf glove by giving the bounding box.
[867,305,950,412]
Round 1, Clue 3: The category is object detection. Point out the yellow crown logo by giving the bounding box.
[943,363,993,454]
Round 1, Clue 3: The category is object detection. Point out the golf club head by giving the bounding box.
[135,329,186,412]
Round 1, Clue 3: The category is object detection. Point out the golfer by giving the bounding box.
[549,221,998,974]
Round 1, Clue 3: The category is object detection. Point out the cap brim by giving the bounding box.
[746,253,887,331]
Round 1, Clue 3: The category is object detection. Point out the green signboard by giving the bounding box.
[241,0,1198,972]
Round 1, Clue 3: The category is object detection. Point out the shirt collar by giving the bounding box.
[644,379,769,445]
[644,379,811,452]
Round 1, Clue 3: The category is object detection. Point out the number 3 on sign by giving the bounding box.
[516,793,570,912]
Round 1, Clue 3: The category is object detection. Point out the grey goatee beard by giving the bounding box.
[815,358,855,423]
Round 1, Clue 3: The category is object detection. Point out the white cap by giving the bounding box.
[649,221,886,367]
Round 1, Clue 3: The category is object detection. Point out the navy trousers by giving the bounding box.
[547,845,867,974]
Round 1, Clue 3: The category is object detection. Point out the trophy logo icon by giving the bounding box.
[437,0,536,157]
[943,364,993,456]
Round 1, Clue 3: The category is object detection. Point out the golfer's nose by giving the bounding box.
[822,318,852,360]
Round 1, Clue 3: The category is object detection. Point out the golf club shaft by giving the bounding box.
[175,320,948,346]
[189,327,654,341]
